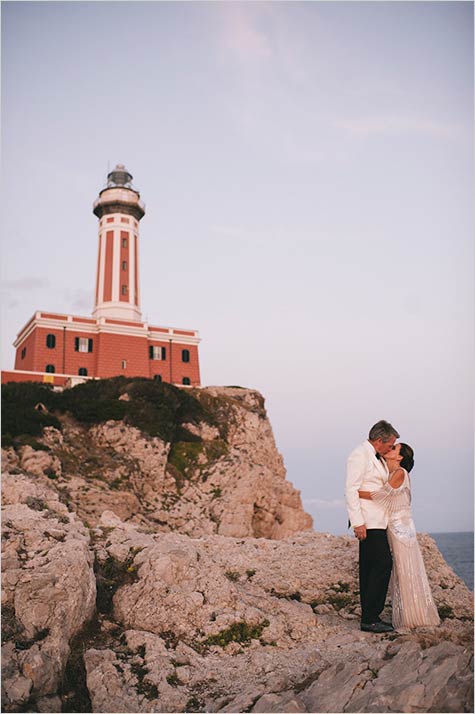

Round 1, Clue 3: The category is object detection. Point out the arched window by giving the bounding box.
[182,349,190,363]
[154,374,162,382]
[78,368,88,376]
[21,347,26,359]
[46,334,56,349]
[182,377,191,385]
[45,364,55,373]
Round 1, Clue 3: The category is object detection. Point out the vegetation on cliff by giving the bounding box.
[1,377,219,446]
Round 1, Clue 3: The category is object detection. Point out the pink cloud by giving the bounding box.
[220,5,273,61]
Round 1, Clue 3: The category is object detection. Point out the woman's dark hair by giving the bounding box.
[399,442,414,472]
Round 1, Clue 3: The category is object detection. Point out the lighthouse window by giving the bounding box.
[154,374,162,382]
[78,368,88,376]
[121,285,128,295]
[182,349,190,363]
[46,334,56,349]
[45,364,55,373]
[122,238,127,248]
[21,347,27,359]
[182,377,191,385]
[121,360,127,369]
[75,337,93,353]
[149,346,166,360]
[122,261,127,271]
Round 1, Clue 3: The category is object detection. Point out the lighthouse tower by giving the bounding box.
[92,164,145,322]
[7,164,201,388]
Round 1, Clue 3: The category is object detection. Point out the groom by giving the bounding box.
[345,420,400,633]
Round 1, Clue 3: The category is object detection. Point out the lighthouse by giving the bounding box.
[93,164,145,322]
[6,166,201,388]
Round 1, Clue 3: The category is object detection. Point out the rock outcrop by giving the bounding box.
[1,473,96,711]
[6,384,312,539]
[83,515,475,713]
[1,380,473,712]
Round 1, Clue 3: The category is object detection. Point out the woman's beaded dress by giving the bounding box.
[372,469,440,629]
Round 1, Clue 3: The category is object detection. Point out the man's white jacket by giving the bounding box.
[345,441,389,529]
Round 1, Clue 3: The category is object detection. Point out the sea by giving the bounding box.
[430,532,474,591]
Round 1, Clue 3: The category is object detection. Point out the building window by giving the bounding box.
[121,217,130,224]
[106,217,114,223]
[122,261,127,271]
[21,347,26,360]
[78,368,88,376]
[121,360,127,369]
[182,349,190,363]
[154,374,162,382]
[121,285,128,295]
[46,334,56,349]
[45,364,55,373]
[182,377,191,385]
[74,337,93,353]
[149,346,166,360]
[122,238,127,248]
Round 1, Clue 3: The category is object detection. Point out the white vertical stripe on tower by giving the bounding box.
[135,231,140,310]
[129,230,135,310]
[112,225,120,303]
[97,229,105,310]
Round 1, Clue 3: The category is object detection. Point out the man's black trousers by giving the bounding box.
[359,528,392,624]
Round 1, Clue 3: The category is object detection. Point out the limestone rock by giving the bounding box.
[1,382,472,713]
[2,386,312,538]
[1,478,96,711]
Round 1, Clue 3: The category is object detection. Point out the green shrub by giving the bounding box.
[1,377,220,445]
[168,439,228,481]
[203,620,270,647]
[168,441,204,476]
[1,382,61,441]
[60,378,128,425]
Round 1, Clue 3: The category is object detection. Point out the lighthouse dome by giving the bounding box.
[107,164,133,188]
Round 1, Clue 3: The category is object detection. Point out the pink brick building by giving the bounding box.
[3,165,201,388]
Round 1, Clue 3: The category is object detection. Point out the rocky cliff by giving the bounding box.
[2,379,312,539]
[1,379,473,713]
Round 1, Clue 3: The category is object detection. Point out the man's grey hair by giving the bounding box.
[368,420,400,442]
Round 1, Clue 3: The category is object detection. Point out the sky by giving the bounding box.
[1,1,473,535]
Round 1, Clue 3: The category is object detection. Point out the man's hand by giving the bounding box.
[354,525,367,541]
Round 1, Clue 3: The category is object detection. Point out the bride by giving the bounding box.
[359,442,440,629]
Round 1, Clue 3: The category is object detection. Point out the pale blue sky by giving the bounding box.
[1,1,473,534]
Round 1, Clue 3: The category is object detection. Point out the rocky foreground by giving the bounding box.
[1,381,473,712]
[2,470,473,713]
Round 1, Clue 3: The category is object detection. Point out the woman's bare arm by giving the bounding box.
[387,468,405,489]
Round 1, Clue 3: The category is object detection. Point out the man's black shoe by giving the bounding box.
[360,621,394,633]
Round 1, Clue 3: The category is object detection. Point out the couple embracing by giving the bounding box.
[346,420,440,633]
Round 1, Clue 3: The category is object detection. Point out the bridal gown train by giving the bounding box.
[372,470,440,629]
